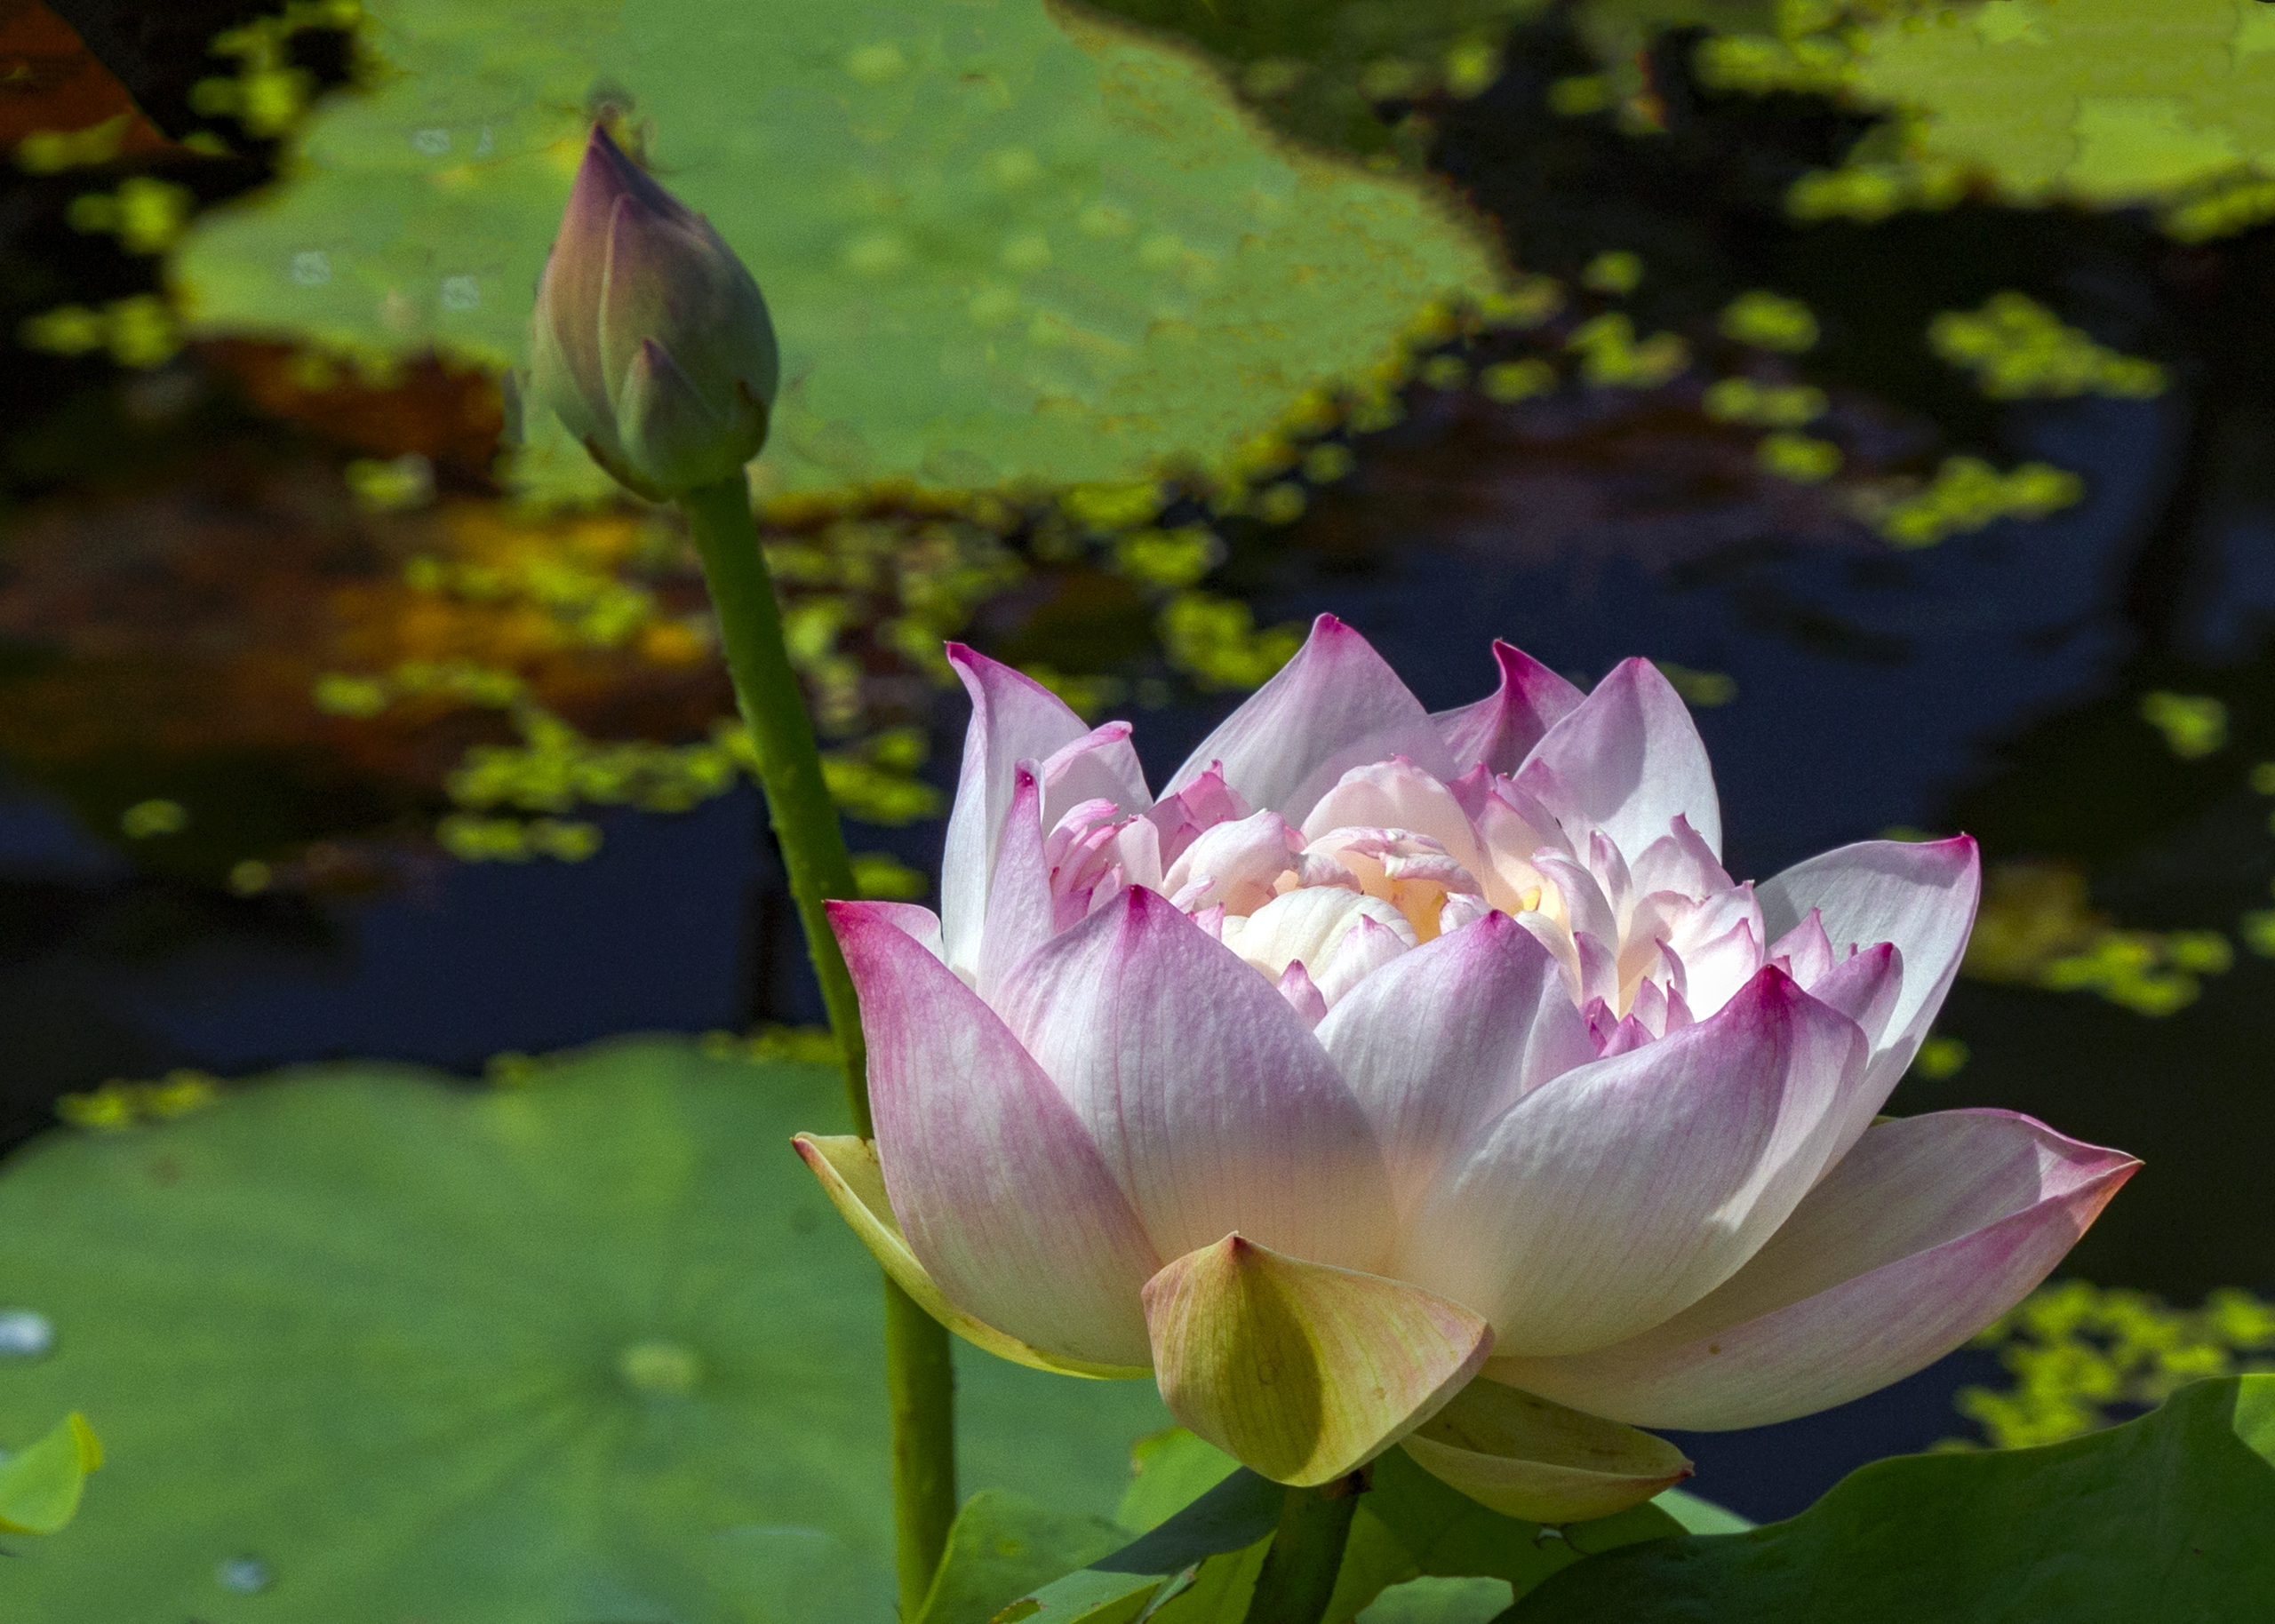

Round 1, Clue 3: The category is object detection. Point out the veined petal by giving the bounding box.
[1163,616,1454,826]
[940,647,1106,978]
[1431,641,1585,776]
[1757,835,1980,1093]
[1317,913,1593,1220]
[978,765,1054,1000]
[793,1134,1150,1380]
[1515,657,1723,861]
[1401,1379,1691,1524]
[993,887,1395,1272]
[829,901,1160,1367]
[1488,1111,2138,1429]
[1144,1235,1493,1486]
[1399,969,1864,1357]
[863,902,944,960]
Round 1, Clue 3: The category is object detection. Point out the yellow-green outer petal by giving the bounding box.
[1142,1234,1493,1487]
[0,1413,103,1534]
[791,1133,1151,1381]
[1400,1379,1691,1524]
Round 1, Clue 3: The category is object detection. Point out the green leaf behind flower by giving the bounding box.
[0,1039,1171,1622]
[170,0,1501,505]
[1510,1374,2275,1621]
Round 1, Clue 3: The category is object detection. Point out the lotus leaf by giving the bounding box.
[0,1038,1171,1622]
[169,0,1502,505]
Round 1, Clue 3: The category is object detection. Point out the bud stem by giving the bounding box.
[1242,1477,1364,1624]
[677,475,958,1615]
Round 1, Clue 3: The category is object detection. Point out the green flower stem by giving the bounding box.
[678,475,958,1616]
[1242,1478,1362,1624]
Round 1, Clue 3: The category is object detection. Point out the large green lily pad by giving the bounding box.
[1848,0,2275,208]
[0,1038,1171,1622]
[170,0,1501,503]
[1509,1374,2275,1621]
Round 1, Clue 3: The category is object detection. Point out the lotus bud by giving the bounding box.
[529,124,779,501]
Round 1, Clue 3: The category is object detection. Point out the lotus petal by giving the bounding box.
[1757,835,1980,1093]
[1515,657,1723,861]
[828,901,1161,1367]
[792,1134,1149,1380]
[1318,913,1592,1218]
[939,648,1110,977]
[993,887,1396,1273]
[1431,641,1586,776]
[1302,759,1490,879]
[1401,1378,1691,1524]
[1487,1111,2139,1429]
[978,765,1054,999]
[1399,969,1864,1356]
[1144,1234,1493,1485]
[1163,616,1454,826]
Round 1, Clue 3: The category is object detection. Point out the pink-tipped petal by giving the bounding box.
[1037,720,1153,832]
[1431,641,1587,776]
[978,765,1055,999]
[1317,913,1594,1220]
[1515,657,1724,861]
[940,647,1114,977]
[993,887,1396,1273]
[1277,961,1329,1027]
[1400,968,1865,1357]
[1757,835,1980,1090]
[1488,1111,2139,1429]
[1768,908,1835,984]
[1163,616,1454,825]
[828,901,1161,1368]
[1626,815,1732,901]
[1314,912,1417,1005]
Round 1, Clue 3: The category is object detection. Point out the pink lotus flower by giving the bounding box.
[795,617,2135,1519]
[530,125,778,501]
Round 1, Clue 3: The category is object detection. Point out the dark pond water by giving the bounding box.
[4,0,2272,1527]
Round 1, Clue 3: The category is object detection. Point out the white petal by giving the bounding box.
[992,887,1396,1271]
[1515,657,1723,861]
[1398,969,1865,1356]
[1317,912,1592,1218]
[941,648,1107,978]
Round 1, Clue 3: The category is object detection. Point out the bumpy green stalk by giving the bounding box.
[679,476,958,1617]
[1242,1480,1362,1624]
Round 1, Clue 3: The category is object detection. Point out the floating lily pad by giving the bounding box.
[0,1038,1171,1622]
[170,0,1501,504]
[1844,0,2275,209]
[1509,1374,2275,1621]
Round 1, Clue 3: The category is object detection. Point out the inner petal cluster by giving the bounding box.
[1029,745,1810,1055]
